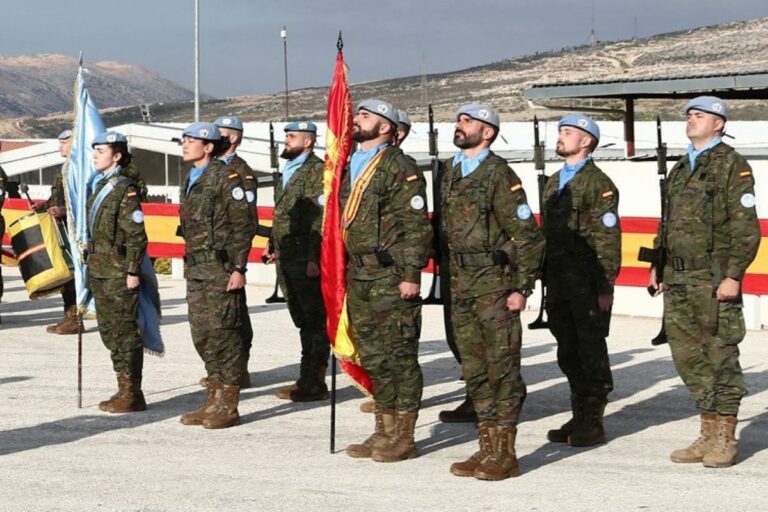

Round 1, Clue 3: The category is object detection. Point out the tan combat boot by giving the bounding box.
[180,379,222,425]
[99,372,147,413]
[450,421,496,477]
[439,395,478,423]
[359,400,376,413]
[670,413,717,463]
[548,394,583,443]
[202,384,241,429]
[474,425,520,480]
[372,411,419,462]
[347,407,396,458]
[201,359,251,389]
[48,306,80,335]
[568,396,607,447]
[702,415,739,468]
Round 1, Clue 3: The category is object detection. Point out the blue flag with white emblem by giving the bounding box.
[65,65,104,316]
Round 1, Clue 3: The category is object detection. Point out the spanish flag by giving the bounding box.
[320,37,373,396]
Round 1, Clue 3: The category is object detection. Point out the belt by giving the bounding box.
[667,253,712,272]
[348,251,394,268]
[453,251,509,268]
[184,249,229,266]
[87,242,126,256]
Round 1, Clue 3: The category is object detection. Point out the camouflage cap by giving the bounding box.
[558,113,600,144]
[183,122,221,141]
[214,116,244,131]
[91,131,127,147]
[357,99,399,126]
[684,96,729,120]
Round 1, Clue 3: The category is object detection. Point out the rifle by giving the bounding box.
[265,121,287,304]
[423,104,443,305]
[528,116,549,330]
[637,116,668,345]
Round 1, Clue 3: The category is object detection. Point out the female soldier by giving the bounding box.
[88,131,148,413]
[177,122,254,429]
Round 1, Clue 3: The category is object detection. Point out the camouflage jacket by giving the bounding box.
[179,159,254,280]
[655,142,760,286]
[122,163,148,201]
[222,154,259,224]
[341,146,433,283]
[272,152,324,263]
[37,172,67,212]
[440,152,544,297]
[542,159,622,298]
[86,170,147,279]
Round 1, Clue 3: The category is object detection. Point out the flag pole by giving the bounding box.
[77,313,83,408]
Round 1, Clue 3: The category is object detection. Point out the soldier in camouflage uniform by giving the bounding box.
[542,114,621,448]
[32,130,79,334]
[178,122,255,430]
[343,99,433,463]
[443,104,544,481]
[650,97,760,468]
[87,132,149,413]
[265,121,330,402]
[201,115,258,389]
[0,150,8,322]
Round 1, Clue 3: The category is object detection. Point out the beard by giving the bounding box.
[352,123,379,143]
[453,129,482,150]
[555,141,575,158]
[280,146,304,160]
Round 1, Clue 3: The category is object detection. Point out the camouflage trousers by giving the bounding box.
[665,284,747,415]
[452,289,526,427]
[186,276,245,385]
[347,272,423,412]
[90,277,143,376]
[546,293,613,398]
[277,260,330,364]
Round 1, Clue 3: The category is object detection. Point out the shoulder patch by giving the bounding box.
[232,187,245,201]
[127,191,137,198]
[245,175,254,180]
[228,172,239,180]
[740,193,756,208]
[516,204,532,220]
[410,195,425,210]
[740,170,752,178]
[406,174,418,182]
[510,183,522,192]
[131,210,144,224]
[602,190,614,198]
[602,212,618,228]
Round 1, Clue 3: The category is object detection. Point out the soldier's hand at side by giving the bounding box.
[126,275,140,290]
[227,271,246,291]
[263,246,275,264]
[649,267,665,295]
[597,293,613,312]
[716,277,740,302]
[506,292,526,312]
[48,206,63,218]
[306,261,320,278]
[399,281,420,300]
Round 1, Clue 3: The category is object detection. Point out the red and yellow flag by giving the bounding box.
[320,41,373,396]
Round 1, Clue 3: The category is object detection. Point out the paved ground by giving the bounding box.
[0,265,767,512]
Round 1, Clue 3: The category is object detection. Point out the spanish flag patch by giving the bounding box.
[228,172,238,179]
[406,174,418,182]
[602,190,614,198]
[740,170,752,178]
[245,175,254,180]
[510,184,522,192]
[127,192,137,198]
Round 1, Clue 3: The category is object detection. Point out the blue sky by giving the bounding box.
[1,0,765,97]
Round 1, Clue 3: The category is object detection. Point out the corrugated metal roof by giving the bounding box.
[523,71,768,100]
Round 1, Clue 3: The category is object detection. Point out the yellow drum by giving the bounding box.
[8,212,73,299]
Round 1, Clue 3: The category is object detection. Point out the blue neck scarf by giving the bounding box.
[90,165,122,194]
[687,136,722,171]
[453,148,490,178]
[186,162,209,195]
[220,152,237,165]
[282,151,311,187]
[350,143,388,185]
[558,156,591,192]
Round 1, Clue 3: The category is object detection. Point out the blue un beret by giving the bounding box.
[558,113,600,143]
[284,121,317,133]
[357,99,399,126]
[91,131,127,147]
[454,104,500,129]
[183,122,221,141]
[397,110,411,127]
[214,116,244,131]
[684,96,729,120]
[58,129,72,141]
